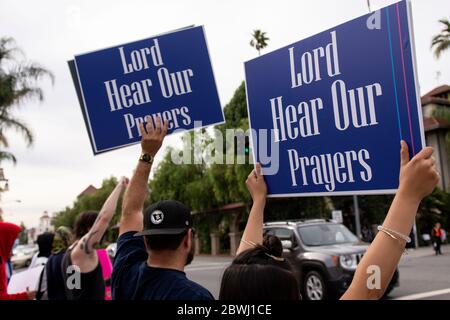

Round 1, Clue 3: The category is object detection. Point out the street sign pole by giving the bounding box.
[353,195,362,239]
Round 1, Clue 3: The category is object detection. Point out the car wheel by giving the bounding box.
[382,269,399,299]
[303,271,327,300]
[382,285,394,299]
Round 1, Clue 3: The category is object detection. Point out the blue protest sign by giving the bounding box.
[69,26,224,154]
[245,0,424,197]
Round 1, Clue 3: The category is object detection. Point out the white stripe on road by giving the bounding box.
[186,266,228,272]
[188,262,229,267]
[186,263,230,272]
[394,288,450,300]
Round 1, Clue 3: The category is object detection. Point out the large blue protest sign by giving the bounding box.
[69,26,224,155]
[245,0,424,197]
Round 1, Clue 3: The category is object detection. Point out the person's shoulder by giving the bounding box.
[178,278,214,300]
[113,232,147,271]
[116,231,146,253]
[117,231,144,247]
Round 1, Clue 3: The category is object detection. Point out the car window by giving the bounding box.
[297,224,358,246]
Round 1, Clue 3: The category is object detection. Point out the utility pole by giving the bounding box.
[353,195,362,239]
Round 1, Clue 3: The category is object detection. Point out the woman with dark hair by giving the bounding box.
[220,141,439,300]
[61,177,128,300]
[232,236,292,273]
[220,235,300,300]
[220,164,300,300]
[220,264,300,300]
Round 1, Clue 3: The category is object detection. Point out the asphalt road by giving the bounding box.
[186,245,450,300]
[14,245,450,300]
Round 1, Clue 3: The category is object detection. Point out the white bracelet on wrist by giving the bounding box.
[377,225,411,243]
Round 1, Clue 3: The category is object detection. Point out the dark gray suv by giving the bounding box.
[263,219,399,300]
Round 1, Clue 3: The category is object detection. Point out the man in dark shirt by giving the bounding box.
[111,116,214,300]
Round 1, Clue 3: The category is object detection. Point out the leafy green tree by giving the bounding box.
[207,82,253,206]
[417,188,450,239]
[431,19,450,58]
[250,30,269,56]
[52,177,122,233]
[149,139,217,211]
[222,82,248,129]
[0,37,54,164]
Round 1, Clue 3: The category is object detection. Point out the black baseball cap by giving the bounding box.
[134,200,193,236]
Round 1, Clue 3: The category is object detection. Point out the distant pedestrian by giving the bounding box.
[361,223,374,242]
[46,226,72,300]
[30,232,55,300]
[431,222,444,255]
[29,232,55,269]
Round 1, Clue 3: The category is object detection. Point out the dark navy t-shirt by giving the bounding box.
[111,231,214,300]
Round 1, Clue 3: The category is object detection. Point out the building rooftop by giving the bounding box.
[40,211,49,220]
[421,85,450,107]
[78,184,98,198]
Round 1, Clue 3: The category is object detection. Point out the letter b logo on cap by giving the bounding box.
[150,210,164,225]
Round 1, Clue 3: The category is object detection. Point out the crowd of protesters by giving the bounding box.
[0,116,442,300]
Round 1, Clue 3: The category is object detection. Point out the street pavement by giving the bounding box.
[186,245,450,300]
[13,245,450,300]
[388,245,450,300]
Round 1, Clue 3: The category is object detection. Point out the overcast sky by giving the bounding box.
[1,0,449,228]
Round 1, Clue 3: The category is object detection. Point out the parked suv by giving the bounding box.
[263,219,399,300]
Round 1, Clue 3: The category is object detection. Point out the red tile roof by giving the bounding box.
[78,185,98,198]
[421,85,450,106]
[422,85,450,98]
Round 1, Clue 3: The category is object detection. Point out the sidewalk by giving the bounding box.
[403,244,449,259]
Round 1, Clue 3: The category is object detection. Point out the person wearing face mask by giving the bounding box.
[111,116,213,300]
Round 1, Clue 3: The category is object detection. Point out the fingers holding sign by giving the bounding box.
[140,116,169,157]
[245,163,268,203]
[398,140,439,201]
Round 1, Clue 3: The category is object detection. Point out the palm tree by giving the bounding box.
[250,30,269,56]
[0,37,54,164]
[431,19,450,58]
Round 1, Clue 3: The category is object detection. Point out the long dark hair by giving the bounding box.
[73,211,98,240]
[219,264,300,300]
[219,235,301,300]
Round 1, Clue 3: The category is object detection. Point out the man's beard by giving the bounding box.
[185,246,195,266]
